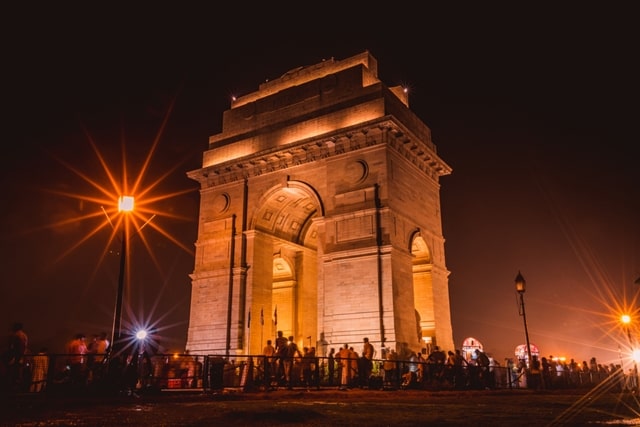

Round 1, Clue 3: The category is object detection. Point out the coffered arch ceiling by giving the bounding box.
[411,235,432,264]
[252,182,322,249]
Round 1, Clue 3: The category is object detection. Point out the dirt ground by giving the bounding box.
[2,387,639,426]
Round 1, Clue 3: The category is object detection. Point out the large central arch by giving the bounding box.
[251,181,323,249]
[244,181,323,352]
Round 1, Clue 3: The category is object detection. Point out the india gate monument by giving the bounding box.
[185,51,454,359]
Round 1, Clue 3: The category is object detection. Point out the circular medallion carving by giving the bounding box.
[212,193,230,214]
[345,160,368,183]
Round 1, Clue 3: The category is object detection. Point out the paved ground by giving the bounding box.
[2,387,639,426]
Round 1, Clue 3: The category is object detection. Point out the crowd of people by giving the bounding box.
[0,322,198,395]
[254,335,632,393]
[252,333,500,391]
[0,323,117,394]
[1,322,634,395]
[256,331,318,390]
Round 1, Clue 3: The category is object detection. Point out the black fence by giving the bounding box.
[2,352,630,395]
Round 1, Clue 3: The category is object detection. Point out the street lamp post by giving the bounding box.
[621,313,639,390]
[515,271,533,367]
[111,195,134,355]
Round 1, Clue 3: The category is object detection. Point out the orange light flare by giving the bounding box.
[607,295,640,340]
[596,301,640,352]
[39,136,196,279]
[543,257,640,354]
[515,283,640,363]
[25,93,198,348]
[578,271,640,344]
[530,171,639,359]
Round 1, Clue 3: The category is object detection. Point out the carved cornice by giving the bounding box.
[188,118,451,187]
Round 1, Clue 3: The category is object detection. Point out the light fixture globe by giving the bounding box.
[515,271,526,293]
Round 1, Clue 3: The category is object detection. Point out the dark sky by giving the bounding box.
[3,4,638,364]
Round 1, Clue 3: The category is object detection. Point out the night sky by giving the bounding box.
[3,5,638,365]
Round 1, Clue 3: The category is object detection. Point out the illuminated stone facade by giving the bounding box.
[186,51,454,358]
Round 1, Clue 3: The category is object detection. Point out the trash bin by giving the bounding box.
[209,357,225,391]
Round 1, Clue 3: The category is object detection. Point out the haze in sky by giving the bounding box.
[3,5,638,365]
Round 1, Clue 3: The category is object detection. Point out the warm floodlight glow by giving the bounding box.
[515,271,526,293]
[622,314,632,325]
[118,195,134,212]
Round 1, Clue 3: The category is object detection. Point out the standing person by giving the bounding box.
[309,346,318,386]
[541,356,552,390]
[474,349,491,389]
[274,331,288,354]
[179,351,196,388]
[327,348,336,386]
[86,334,99,371]
[7,322,28,360]
[383,348,398,389]
[66,333,89,388]
[29,347,49,393]
[85,334,99,383]
[274,331,288,385]
[349,347,359,387]
[92,332,109,382]
[283,336,300,389]
[300,347,314,388]
[262,339,276,385]
[529,355,543,390]
[5,322,29,391]
[337,344,351,390]
[123,352,140,396]
[360,337,375,388]
[427,345,446,383]
[516,358,528,388]
[138,351,153,389]
[449,349,468,389]
[94,332,110,363]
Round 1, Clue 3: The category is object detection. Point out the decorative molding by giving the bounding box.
[189,120,451,187]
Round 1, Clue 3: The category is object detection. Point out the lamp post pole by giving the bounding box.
[515,271,533,367]
[621,314,638,391]
[109,195,134,356]
[111,228,127,355]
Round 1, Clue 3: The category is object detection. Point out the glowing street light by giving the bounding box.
[50,117,193,362]
[515,271,533,368]
[119,195,135,212]
[621,313,639,389]
[111,195,134,355]
[135,329,148,341]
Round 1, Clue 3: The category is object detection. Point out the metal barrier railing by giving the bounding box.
[2,352,628,395]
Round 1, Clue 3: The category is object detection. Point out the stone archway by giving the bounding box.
[411,234,436,347]
[245,181,322,353]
